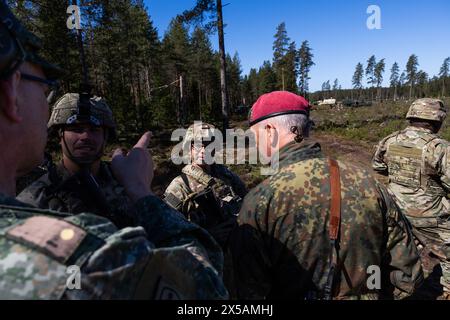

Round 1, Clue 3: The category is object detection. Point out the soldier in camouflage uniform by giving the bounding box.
[372,98,450,299]
[0,2,227,299]
[164,122,247,247]
[226,91,423,299]
[17,93,134,228]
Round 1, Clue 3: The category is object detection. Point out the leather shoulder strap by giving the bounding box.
[328,158,341,241]
[323,158,343,300]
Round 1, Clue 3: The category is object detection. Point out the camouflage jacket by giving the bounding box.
[163,164,247,229]
[372,126,450,227]
[0,193,227,299]
[17,161,133,228]
[227,140,423,300]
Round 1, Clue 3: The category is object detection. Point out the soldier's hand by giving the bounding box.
[111,131,154,202]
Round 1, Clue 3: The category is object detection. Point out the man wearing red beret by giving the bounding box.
[226,90,423,299]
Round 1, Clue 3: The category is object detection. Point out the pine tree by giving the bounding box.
[352,63,364,98]
[366,55,376,100]
[227,52,243,113]
[190,26,218,120]
[374,59,385,101]
[258,61,277,95]
[439,57,450,97]
[416,70,428,98]
[272,22,290,91]
[406,54,419,99]
[390,62,400,101]
[298,40,315,97]
[162,18,191,124]
[283,41,299,93]
[332,79,339,98]
[179,0,230,130]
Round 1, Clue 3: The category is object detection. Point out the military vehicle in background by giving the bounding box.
[341,99,373,107]
[317,98,337,106]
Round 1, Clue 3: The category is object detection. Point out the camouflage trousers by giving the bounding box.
[412,221,450,293]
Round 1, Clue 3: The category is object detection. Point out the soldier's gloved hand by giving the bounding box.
[111,131,154,202]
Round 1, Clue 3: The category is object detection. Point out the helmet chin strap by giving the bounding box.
[61,129,106,170]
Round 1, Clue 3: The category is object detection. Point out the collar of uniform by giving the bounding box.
[0,193,33,208]
[405,125,434,134]
[271,139,323,169]
[182,164,215,186]
[57,161,112,184]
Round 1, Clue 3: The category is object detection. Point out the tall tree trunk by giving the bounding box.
[216,0,229,132]
[198,82,202,120]
[443,78,446,97]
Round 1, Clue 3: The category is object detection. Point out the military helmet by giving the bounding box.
[182,122,216,151]
[48,93,116,138]
[406,98,447,123]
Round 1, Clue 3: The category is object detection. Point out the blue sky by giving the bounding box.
[144,0,450,92]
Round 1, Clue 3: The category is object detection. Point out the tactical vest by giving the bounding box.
[44,162,133,228]
[182,166,243,228]
[385,132,446,197]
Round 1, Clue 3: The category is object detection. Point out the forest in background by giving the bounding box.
[8,0,450,138]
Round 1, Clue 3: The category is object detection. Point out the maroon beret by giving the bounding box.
[249,91,311,126]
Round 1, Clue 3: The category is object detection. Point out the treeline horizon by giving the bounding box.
[9,0,449,138]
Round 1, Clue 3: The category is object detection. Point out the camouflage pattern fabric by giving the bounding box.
[164,164,247,228]
[0,193,228,299]
[227,139,423,299]
[181,122,217,151]
[17,161,133,229]
[48,93,116,132]
[406,98,446,123]
[372,126,450,223]
[372,125,450,296]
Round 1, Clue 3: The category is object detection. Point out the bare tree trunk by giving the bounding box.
[443,78,446,97]
[217,0,229,132]
[145,67,151,100]
[180,74,187,125]
[198,82,202,120]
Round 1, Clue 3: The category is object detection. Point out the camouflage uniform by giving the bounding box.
[16,93,134,228]
[0,193,227,299]
[164,164,247,228]
[372,98,450,296]
[227,140,423,299]
[0,4,226,300]
[17,161,134,229]
[164,123,247,244]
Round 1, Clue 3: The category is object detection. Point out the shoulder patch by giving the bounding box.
[6,216,87,264]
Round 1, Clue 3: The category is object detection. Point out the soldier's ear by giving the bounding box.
[0,69,22,123]
[265,122,278,141]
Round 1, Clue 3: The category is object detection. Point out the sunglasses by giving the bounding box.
[21,73,60,104]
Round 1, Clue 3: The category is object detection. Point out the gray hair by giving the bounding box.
[259,114,311,137]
